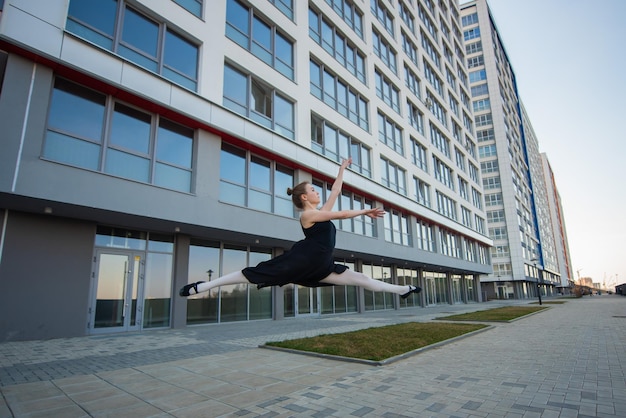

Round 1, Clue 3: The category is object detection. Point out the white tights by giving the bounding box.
[190,270,412,296]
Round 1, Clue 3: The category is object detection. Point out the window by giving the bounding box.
[413,177,430,207]
[461,206,472,228]
[489,226,507,240]
[477,128,495,142]
[378,112,404,155]
[407,101,424,134]
[311,115,372,177]
[424,61,443,97]
[470,83,489,97]
[380,157,407,194]
[458,176,468,200]
[455,147,466,172]
[479,144,497,158]
[226,0,294,79]
[463,27,480,41]
[483,176,501,190]
[467,55,484,68]
[224,64,294,139]
[416,219,435,252]
[426,91,447,126]
[436,191,457,220]
[469,69,487,83]
[429,123,450,158]
[404,65,421,98]
[487,210,505,223]
[220,144,294,217]
[485,192,502,207]
[472,187,483,210]
[399,1,415,34]
[309,8,366,83]
[410,137,428,172]
[310,60,369,130]
[475,113,493,127]
[269,0,293,19]
[172,0,202,18]
[373,29,397,74]
[371,0,394,37]
[481,160,499,174]
[384,209,411,246]
[461,12,478,27]
[43,78,193,192]
[324,0,363,39]
[418,4,437,41]
[433,157,454,190]
[421,31,440,69]
[375,69,400,113]
[66,0,199,90]
[469,162,479,183]
[465,41,482,55]
[440,229,460,258]
[402,31,418,66]
[473,98,491,112]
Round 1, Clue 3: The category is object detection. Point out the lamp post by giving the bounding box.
[531,259,542,305]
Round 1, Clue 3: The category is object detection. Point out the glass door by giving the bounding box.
[296,285,319,316]
[90,250,144,333]
[425,277,437,306]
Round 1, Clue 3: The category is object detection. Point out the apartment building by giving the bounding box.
[460,0,570,299]
[0,0,491,341]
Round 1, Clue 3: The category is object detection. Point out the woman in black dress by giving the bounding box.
[179,158,421,299]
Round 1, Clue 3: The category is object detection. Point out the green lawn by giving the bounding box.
[437,305,548,322]
[265,322,487,362]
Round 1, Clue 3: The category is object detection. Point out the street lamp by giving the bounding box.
[531,258,542,305]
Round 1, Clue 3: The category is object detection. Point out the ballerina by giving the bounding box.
[180,158,421,299]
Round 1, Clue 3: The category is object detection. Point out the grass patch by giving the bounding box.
[437,306,548,322]
[265,322,487,362]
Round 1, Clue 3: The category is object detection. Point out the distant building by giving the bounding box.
[460,0,571,300]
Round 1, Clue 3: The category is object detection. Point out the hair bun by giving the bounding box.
[286,187,293,196]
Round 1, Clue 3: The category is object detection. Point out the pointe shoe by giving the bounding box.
[401,285,422,299]
[179,281,205,297]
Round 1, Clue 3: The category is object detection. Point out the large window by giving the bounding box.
[378,112,404,155]
[372,29,397,74]
[309,8,366,83]
[172,0,202,18]
[380,157,407,195]
[375,69,400,113]
[187,241,272,324]
[43,78,193,192]
[413,177,431,207]
[384,209,411,246]
[66,0,198,90]
[223,64,294,139]
[220,144,294,217]
[324,0,363,39]
[226,0,294,79]
[410,137,428,172]
[311,115,371,177]
[310,60,369,130]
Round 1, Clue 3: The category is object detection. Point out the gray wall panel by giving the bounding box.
[0,211,95,341]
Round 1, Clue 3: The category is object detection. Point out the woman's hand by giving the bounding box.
[340,158,352,170]
[365,207,386,219]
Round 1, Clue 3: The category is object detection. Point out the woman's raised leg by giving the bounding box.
[179,270,250,296]
[319,270,420,297]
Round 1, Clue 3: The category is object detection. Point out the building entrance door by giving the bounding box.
[89,250,144,333]
[296,285,319,316]
[425,277,437,306]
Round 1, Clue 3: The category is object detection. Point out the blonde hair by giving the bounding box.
[286,182,309,210]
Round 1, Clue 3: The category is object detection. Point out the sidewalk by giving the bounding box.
[1,296,624,417]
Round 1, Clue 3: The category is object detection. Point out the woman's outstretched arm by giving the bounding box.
[320,158,351,212]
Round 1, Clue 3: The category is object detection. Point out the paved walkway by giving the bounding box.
[0,296,624,417]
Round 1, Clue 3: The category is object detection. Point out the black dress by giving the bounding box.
[242,220,348,288]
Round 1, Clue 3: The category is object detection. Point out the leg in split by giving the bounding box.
[320,270,421,298]
[179,270,249,296]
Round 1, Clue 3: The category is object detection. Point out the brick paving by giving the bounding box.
[0,296,624,417]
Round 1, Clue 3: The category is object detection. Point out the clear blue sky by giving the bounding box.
[481,0,626,287]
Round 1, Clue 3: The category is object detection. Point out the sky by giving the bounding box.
[475,0,626,287]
